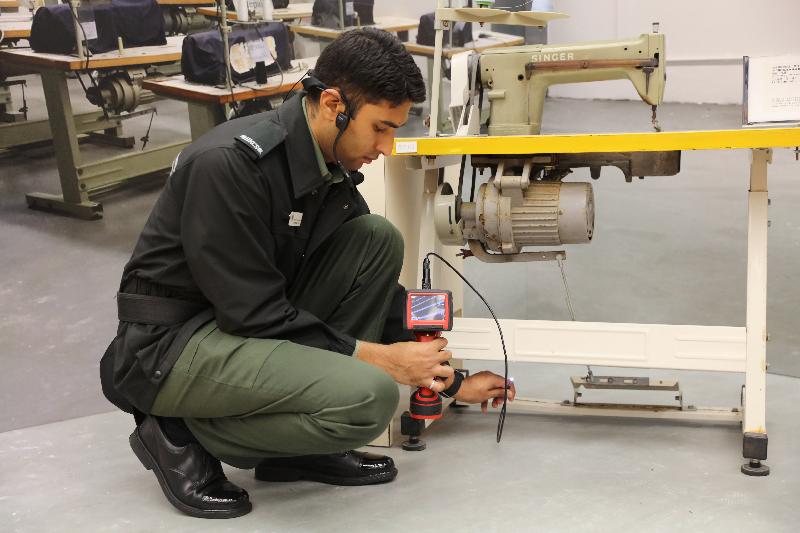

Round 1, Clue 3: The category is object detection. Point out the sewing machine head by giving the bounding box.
[479,32,665,135]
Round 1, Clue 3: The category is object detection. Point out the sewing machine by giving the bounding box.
[479,32,665,136]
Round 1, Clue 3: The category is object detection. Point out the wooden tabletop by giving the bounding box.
[0,0,20,9]
[143,57,317,105]
[403,31,524,58]
[0,20,30,40]
[0,35,184,71]
[198,3,313,21]
[288,16,417,39]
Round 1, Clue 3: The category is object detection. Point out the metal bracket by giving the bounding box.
[571,375,684,410]
[467,240,565,263]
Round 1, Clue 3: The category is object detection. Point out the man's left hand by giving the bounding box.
[453,371,516,413]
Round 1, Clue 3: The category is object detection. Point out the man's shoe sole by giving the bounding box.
[255,466,398,486]
[129,428,252,519]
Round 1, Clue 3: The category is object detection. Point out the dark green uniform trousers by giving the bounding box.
[151,215,403,468]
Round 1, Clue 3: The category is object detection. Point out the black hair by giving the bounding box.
[308,27,426,118]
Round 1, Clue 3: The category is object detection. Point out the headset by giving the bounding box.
[301,73,352,179]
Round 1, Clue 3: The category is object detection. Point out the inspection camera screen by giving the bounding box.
[411,294,446,321]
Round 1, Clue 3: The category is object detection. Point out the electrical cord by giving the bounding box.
[216,0,240,117]
[281,67,312,103]
[18,80,28,120]
[67,3,109,120]
[424,252,510,443]
[140,108,157,150]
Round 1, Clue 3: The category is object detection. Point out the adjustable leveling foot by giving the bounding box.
[400,411,427,451]
[741,432,770,476]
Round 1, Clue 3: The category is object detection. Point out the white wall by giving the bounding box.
[543,0,800,104]
[375,0,800,104]
[373,0,433,21]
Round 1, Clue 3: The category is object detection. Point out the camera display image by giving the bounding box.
[410,294,446,321]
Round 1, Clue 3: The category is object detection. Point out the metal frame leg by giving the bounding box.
[187,101,227,140]
[25,69,102,219]
[742,147,771,476]
[25,70,189,220]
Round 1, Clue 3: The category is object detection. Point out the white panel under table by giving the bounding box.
[448,318,746,373]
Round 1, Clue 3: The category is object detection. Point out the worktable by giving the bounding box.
[0,36,189,219]
[379,127,800,472]
[0,19,29,42]
[404,31,523,58]
[287,16,418,42]
[197,2,312,21]
[143,57,316,138]
[0,17,32,134]
[0,0,19,12]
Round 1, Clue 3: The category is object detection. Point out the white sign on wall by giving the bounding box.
[743,55,800,126]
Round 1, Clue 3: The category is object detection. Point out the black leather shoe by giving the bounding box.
[129,416,252,519]
[254,450,398,486]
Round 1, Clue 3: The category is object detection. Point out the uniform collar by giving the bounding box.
[278,92,331,198]
[234,92,329,199]
[301,97,345,185]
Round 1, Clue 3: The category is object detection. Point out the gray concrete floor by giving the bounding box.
[1,73,799,531]
[1,367,799,532]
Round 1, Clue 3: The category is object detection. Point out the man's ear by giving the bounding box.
[319,89,348,121]
[317,89,343,121]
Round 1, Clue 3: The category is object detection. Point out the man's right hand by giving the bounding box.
[355,339,454,393]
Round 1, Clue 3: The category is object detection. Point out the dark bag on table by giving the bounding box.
[181,22,292,85]
[311,0,374,29]
[113,0,167,48]
[416,12,472,48]
[30,4,117,54]
[30,0,165,55]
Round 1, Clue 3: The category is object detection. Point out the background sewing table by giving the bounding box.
[143,57,316,139]
[0,36,187,219]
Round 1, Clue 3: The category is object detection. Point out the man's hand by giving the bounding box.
[355,339,454,393]
[454,371,516,413]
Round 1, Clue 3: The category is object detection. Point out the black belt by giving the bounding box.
[117,292,209,326]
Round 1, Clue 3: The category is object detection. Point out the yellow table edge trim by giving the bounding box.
[392,128,800,155]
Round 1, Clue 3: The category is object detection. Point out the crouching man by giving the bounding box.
[101,28,514,518]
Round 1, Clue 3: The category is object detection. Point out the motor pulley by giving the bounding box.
[86,69,146,114]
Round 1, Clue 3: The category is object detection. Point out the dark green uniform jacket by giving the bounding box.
[100,93,372,415]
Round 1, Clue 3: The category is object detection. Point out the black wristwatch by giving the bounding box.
[441,370,465,398]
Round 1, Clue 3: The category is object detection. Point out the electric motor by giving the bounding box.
[86,69,146,114]
[471,180,594,252]
[434,161,595,260]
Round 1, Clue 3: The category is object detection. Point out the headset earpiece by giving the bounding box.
[335,112,350,132]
